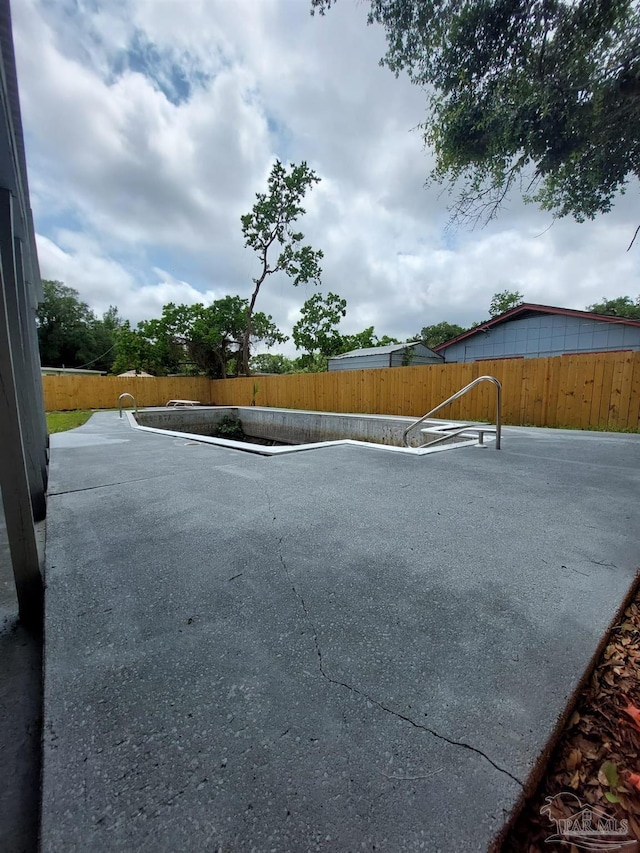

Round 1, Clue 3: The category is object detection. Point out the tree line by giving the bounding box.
[37,280,640,377]
[35,282,403,377]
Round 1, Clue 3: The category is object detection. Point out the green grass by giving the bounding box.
[46,410,93,433]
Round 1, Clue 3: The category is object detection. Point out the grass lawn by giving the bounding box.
[46,410,93,433]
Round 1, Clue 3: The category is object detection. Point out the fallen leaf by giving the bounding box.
[602,760,619,788]
[566,748,582,771]
[627,771,640,792]
[623,703,640,733]
[568,710,581,728]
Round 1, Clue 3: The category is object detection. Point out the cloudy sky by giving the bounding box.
[13,0,640,355]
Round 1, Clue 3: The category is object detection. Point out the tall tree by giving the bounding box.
[241,160,323,374]
[489,290,524,317]
[292,294,401,371]
[312,0,640,226]
[293,291,347,366]
[587,295,640,318]
[92,306,123,372]
[36,280,119,371]
[112,297,286,378]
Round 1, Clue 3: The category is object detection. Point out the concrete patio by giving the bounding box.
[41,412,640,851]
[0,505,42,853]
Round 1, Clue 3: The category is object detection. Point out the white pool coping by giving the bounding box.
[124,407,492,456]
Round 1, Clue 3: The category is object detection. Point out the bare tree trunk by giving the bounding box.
[242,264,267,375]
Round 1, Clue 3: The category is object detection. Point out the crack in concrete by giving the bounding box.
[265,487,524,790]
[49,473,172,496]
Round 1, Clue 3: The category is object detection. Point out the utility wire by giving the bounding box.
[73,342,117,369]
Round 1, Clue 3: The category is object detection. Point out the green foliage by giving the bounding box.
[37,280,121,371]
[587,295,640,318]
[112,297,286,378]
[214,414,245,440]
[46,410,93,433]
[241,160,323,374]
[293,352,330,373]
[413,321,467,348]
[602,760,621,803]
[489,290,524,317]
[291,291,400,370]
[250,353,297,374]
[312,0,640,224]
[339,327,400,353]
[293,291,347,363]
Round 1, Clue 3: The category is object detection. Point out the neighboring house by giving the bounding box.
[41,367,106,376]
[434,303,640,363]
[328,342,444,372]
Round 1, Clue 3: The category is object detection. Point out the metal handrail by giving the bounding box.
[118,393,138,418]
[403,375,502,450]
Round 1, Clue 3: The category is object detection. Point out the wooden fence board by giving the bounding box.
[589,357,606,428]
[628,353,640,431]
[607,355,625,430]
[597,356,617,429]
[615,353,635,430]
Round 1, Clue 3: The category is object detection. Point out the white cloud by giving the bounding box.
[14,0,640,355]
[36,233,217,324]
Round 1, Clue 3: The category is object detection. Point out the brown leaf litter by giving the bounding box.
[501,592,640,851]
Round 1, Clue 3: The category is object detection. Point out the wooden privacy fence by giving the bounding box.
[211,351,640,431]
[42,375,213,412]
[42,351,640,431]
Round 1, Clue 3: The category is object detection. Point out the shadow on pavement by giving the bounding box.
[0,501,42,853]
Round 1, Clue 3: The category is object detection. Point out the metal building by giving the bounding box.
[328,341,444,372]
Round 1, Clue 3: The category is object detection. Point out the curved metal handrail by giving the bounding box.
[118,392,138,418]
[403,375,502,449]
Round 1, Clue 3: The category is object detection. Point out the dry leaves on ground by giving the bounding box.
[502,596,640,851]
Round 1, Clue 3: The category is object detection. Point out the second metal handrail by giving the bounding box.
[403,375,502,450]
[118,393,138,418]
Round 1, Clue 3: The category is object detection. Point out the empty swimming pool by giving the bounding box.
[126,406,496,456]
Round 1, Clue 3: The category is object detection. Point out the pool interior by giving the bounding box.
[130,406,492,455]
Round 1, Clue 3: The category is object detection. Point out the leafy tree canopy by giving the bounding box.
[312,0,640,225]
[112,297,286,378]
[291,291,400,370]
[37,280,120,371]
[250,353,298,374]
[292,291,348,362]
[489,289,524,317]
[340,327,400,352]
[412,321,467,348]
[587,294,640,317]
[240,160,323,374]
